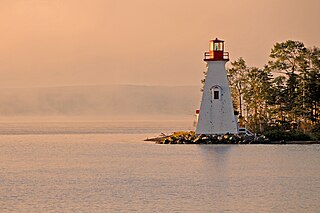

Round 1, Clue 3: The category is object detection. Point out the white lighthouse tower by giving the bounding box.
[196,38,238,135]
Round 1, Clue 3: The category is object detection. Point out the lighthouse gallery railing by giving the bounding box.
[204,52,229,61]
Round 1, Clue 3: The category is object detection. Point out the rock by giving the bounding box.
[146,130,271,145]
[164,139,170,144]
[193,135,203,144]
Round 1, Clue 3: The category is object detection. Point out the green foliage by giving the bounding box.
[200,70,207,91]
[264,130,313,141]
[311,124,320,140]
[227,57,248,117]
[269,40,306,74]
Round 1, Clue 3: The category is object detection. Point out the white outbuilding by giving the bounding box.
[196,38,238,135]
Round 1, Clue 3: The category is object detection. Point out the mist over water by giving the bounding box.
[0,119,194,135]
[0,85,200,118]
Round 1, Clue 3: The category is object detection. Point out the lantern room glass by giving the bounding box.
[216,42,223,51]
[209,40,224,52]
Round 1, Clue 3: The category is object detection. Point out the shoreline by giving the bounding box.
[145,131,320,145]
[269,141,320,145]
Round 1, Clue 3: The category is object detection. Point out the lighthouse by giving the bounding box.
[196,38,238,135]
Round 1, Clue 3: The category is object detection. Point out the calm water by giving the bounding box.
[0,120,319,212]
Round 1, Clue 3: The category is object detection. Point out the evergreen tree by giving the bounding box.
[227,57,248,118]
[268,40,308,130]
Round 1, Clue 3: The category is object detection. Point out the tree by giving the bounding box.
[242,67,272,132]
[268,75,287,130]
[303,47,320,124]
[200,67,207,92]
[227,57,248,118]
[228,59,271,132]
[268,40,309,129]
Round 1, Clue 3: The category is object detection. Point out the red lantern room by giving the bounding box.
[204,38,229,61]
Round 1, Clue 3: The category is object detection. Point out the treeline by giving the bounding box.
[227,40,320,139]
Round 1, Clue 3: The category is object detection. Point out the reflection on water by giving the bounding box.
[197,145,233,175]
[0,121,319,212]
[199,144,233,155]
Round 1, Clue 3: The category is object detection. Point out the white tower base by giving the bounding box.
[196,60,238,135]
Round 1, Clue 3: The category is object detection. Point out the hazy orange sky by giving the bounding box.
[0,0,319,88]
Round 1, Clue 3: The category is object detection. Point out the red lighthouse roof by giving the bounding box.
[210,38,224,43]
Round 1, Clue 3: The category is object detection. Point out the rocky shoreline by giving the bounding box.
[145,131,320,145]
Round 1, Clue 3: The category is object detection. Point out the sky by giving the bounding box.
[0,0,319,88]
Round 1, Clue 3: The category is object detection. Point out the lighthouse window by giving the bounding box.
[210,42,214,51]
[211,86,221,100]
[214,42,223,51]
[214,91,219,99]
[214,43,219,51]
